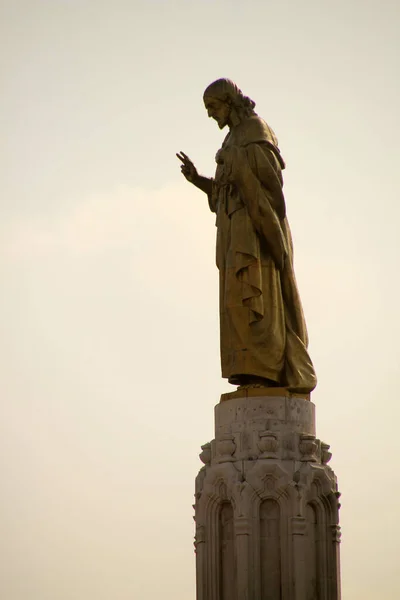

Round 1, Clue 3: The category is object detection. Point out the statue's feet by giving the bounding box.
[235,375,280,390]
[237,382,265,390]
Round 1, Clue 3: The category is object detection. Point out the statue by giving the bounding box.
[177,78,316,393]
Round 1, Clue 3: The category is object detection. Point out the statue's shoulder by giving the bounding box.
[235,116,275,145]
[233,116,285,169]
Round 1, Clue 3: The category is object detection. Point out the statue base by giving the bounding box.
[195,389,341,600]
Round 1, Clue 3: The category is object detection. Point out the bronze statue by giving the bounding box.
[177,78,316,392]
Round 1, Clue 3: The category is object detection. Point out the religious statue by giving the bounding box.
[177,78,316,393]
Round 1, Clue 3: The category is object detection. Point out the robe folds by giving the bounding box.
[208,116,317,393]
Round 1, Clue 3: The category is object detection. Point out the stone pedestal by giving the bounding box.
[194,389,341,600]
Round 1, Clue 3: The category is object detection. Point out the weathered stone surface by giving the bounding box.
[195,391,341,600]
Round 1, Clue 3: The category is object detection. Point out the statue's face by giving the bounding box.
[204,96,231,129]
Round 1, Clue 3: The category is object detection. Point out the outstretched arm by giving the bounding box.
[176,151,212,196]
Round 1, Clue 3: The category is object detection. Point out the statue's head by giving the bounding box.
[203,78,256,129]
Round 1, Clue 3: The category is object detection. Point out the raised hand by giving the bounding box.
[176,151,199,183]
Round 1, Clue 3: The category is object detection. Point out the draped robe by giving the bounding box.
[208,116,317,393]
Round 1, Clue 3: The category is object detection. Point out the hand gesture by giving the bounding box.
[176,151,199,183]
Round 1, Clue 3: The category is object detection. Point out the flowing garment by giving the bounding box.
[208,116,316,392]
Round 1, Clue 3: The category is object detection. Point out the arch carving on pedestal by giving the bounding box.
[303,468,341,600]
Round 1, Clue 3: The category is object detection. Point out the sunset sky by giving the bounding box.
[1,1,400,598]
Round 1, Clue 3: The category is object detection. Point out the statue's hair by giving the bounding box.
[203,78,257,119]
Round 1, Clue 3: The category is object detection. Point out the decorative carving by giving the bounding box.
[218,481,228,500]
[194,394,341,598]
[195,525,206,545]
[258,430,279,457]
[321,442,332,464]
[199,442,212,465]
[195,466,206,499]
[299,434,318,462]
[331,525,342,543]
[265,476,275,491]
[217,434,236,462]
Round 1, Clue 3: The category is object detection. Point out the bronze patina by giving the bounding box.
[177,78,316,393]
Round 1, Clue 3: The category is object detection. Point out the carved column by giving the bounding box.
[194,389,341,600]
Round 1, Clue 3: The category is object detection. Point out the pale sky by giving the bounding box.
[1,1,399,598]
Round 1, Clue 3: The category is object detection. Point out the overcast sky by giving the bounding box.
[1,1,399,598]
